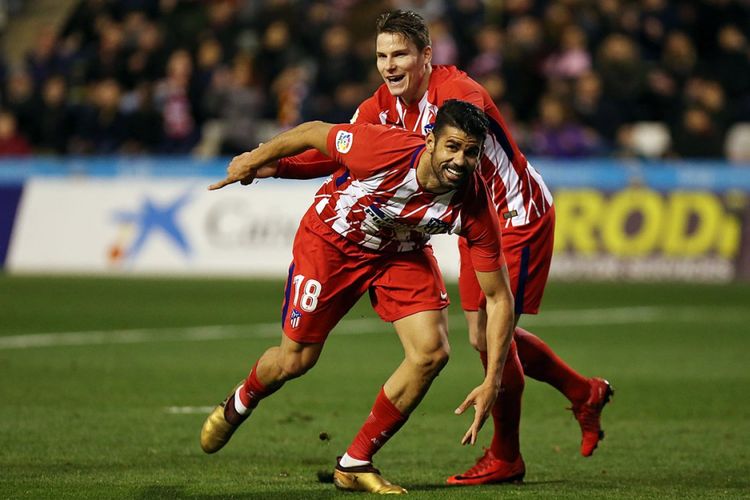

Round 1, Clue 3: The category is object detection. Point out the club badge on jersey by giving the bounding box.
[290,309,302,329]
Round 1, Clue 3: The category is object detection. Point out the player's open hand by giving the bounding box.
[454,382,500,445]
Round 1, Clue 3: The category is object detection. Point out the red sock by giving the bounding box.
[224,360,277,425]
[239,360,275,409]
[480,341,524,462]
[514,327,590,404]
[346,387,408,462]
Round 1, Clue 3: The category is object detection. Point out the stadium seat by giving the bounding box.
[629,121,671,158]
[725,123,750,163]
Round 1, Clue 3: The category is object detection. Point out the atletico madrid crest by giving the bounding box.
[290,309,302,329]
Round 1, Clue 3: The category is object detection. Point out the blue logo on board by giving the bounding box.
[110,190,192,262]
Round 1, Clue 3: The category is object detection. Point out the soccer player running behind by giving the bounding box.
[271,10,613,485]
[202,100,516,494]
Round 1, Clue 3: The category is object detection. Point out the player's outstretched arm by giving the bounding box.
[208,121,334,190]
[455,266,514,445]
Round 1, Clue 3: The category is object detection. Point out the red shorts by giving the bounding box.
[281,211,449,344]
[458,206,555,315]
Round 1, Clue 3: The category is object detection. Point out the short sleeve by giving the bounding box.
[326,123,419,179]
[441,78,486,110]
[351,95,382,125]
[276,150,339,179]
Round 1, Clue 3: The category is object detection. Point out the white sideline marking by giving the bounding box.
[0,306,744,351]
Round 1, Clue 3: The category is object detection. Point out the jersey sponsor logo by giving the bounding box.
[424,217,451,234]
[362,206,453,235]
[290,308,302,329]
[363,204,411,232]
[335,131,354,153]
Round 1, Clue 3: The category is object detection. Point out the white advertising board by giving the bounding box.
[7,178,461,278]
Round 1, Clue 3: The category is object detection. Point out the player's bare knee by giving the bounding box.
[410,344,450,376]
[434,346,450,372]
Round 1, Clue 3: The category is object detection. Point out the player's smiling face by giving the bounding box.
[376,32,432,105]
[422,125,483,193]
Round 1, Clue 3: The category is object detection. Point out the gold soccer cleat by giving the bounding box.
[333,459,407,495]
[200,383,245,454]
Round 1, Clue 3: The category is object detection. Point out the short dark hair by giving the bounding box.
[433,99,489,144]
[375,10,431,51]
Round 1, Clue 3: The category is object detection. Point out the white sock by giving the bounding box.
[339,452,370,468]
[234,387,249,415]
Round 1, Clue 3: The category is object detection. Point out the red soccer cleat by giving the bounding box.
[446,449,525,486]
[571,377,614,457]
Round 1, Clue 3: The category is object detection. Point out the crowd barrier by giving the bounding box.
[1,157,748,282]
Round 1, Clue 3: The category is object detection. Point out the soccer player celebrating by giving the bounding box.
[202,100,516,494]
[272,10,613,485]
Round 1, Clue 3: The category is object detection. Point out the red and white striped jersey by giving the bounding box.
[309,123,503,271]
[353,65,553,228]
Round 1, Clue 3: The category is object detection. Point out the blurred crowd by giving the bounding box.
[0,0,749,160]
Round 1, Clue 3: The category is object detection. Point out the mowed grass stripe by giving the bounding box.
[1,305,745,350]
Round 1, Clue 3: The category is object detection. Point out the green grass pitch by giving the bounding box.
[1,275,748,499]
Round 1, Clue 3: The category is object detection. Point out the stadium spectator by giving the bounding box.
[572,70,621,147]
[660,31,698,90]
[638,66,681,124]
[83,17,127,84]
[542,24,592,81]
[595,33,647,124]
[316,25,365,95]
[154,49,199,153]
[193,36,224,121]
[205,0,242,61]
[0,110,31,156]
[25,25,67,88]
[269,64,310,128]
[501,16,546,123]
[530,93,603,158]
[202,54,264,155]
[70,78,128,154]
[35,75,74,154]
[427,18,458,66]
[3,68,38,141]
[637,0,679,61]
[445,0,484,67]
[671,106,725,159]
[122,19,168,89]
[712,24,750,120]
[254,20,301,89]
[122,81,162,154]
[466,25,503,80]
